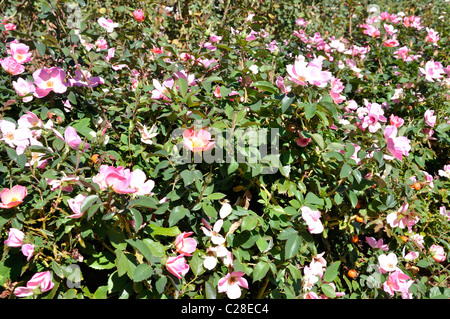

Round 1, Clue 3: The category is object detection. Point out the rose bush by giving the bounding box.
[0,0,448,300]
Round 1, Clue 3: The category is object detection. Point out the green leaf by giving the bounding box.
[321,283,336,298]
[148,224,181,237]
[304,102,316,119]
[323,261,341,283]
[86,251,116,270]
[252,81,278,94]
[340,163,352,179]
[253,261,270,282]
[305,192,324,207]
[81,195,101,215]
[189,250,205,276]
[311,133,325,149]
[281,94,295,113]
[143,238,165,258]
[133,264,153,282]
[169,206,188,226]
[285,234,302,259]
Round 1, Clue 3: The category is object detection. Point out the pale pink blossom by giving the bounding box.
[12,78,35,103]
[366,237,389,251]
[69,69,104,87]
[21,244,35,261]
[438,164,450,179]
[378,253,400,273]
[182,128,215,152]
[166,255,190,279]
[383,24,398,36]
[425,28,439,45]
[97,17,119,33]
[4,228,25,247]
[33,67,68,98]
[67,194,87,218]
[360,24,380,37]
[429,244,446,262]
[383,270,413,299]
[201,218,226,245]
[203,245,229,270]
[410,233,425,249]
[301,206,324,234]
[0,56,25,75]
[386,202,419,230]
[13,271,54,297]
[219,202,232,219]
[218,271,249,299]
[63,126,90,151]
[439,206,450,221]
[329,76,346,104]
[403,250,419,261]
[303,292,320,299]
[384,125,411,161]
[419,60,445,82]
[286,55,332,88]
[0,119,32,148]
[129,168,155,196]
[276,76,291,94]
[0,185,27,209]
[151,78,174,100]
[136,122,158,145]
[424,109,436,127]
[92,165,136,194]
[9,42,33,64]
[175,232,197,256]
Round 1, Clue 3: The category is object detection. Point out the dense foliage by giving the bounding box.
[0,0,448,299]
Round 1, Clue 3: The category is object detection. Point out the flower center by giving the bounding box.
[297,75,306,82]
[5,132,14,140]
[15,54,24,62]
[46,80,54,88]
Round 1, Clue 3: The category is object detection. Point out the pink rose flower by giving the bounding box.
[129,168,155,196]
[67,194,87,218]
[383,270,413,299]
[365,237,389,251]
[419,60,445,82]
[13,271,54,297]
[9,42,33,64]
[301,206,324,234]
[218,271,249,299]
[175,232,197,256]
[0,185,27,209]
[33,67,68,98]
[424,109,436,127]
[64,126,90,151]
[133,9,145,22]
[21,244,35,261]
[378,253,399,273]
[166,255,190,279]
[92,165,136,194]
[151,78,174,101]
[286,55,332,88]
[384,125,411,161]
[97,17,119,33]
[182,128,215,152]
[12,78,35,103]
[429,244,446,262]
[4,228,25,247]
[0,56,25,75]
